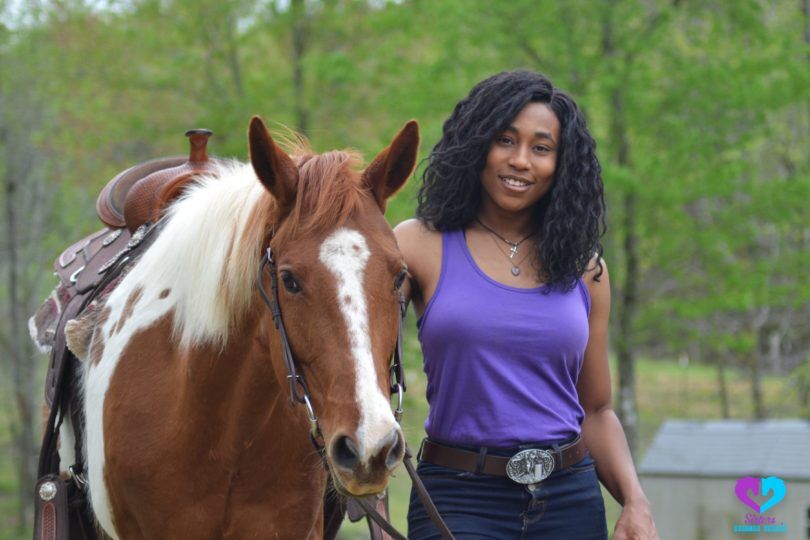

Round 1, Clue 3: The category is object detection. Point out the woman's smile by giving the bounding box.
[499,174,534,192]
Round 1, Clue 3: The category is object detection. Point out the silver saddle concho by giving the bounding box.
[506,448,555,485]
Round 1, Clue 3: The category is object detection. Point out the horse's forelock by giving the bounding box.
[282,150,367,239]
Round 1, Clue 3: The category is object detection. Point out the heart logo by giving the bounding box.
[735,476,786,513]
[735,477,760,512]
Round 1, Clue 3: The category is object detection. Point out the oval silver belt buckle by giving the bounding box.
[506,448,555,485]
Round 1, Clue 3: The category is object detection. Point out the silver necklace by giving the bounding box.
[475,218,534,276]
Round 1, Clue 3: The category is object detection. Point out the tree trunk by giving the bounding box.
[804,0,809,57]
[602,3,639,458]
[291,0,309,135]
[716,354,730,419]
[1,93,39,534]
[767,331,781,374]
[707,317,731,418]
[797,360,810,415]
[750,309,770,420]
[616,188,639,455]
[225,11,245,99]
[750,350,765,419]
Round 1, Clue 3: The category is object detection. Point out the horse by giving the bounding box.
[59,116,419,538]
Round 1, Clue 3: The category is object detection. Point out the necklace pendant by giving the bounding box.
[511,266,521,276]
[509,245,518,259]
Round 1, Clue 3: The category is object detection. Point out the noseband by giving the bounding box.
[256,246,407,452]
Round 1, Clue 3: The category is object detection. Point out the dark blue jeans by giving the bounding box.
[407,452,608,539]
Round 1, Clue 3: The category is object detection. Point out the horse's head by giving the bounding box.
[248,117,418,496]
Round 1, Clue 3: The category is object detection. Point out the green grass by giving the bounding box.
[1,333,801,539]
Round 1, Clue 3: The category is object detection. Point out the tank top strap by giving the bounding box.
[417,228,471,336]
[442,228,476,278]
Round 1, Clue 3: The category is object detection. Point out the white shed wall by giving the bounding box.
[641,476,809,540]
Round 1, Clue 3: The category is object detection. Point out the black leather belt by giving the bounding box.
[418,436,588,484]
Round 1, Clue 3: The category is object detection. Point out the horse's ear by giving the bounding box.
[362,120,420,212]
[248,116,298,210]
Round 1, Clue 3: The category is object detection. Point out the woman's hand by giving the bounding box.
[612,497,659,540]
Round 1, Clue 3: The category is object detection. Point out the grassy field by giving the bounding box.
[0,330,803,539]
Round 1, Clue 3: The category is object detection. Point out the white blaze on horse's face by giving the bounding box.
[318,227,398,460]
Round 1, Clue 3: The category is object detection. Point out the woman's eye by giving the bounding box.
[497,136,513,145]
[534,145,550,153]
[280,271,301,293]
[394,269,408,290]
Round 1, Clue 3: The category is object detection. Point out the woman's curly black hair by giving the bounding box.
[416,70,605,291]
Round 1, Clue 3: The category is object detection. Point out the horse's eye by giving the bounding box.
[280,271,301,294]
[394,268,408,290]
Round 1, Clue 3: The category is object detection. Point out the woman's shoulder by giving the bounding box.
[393,219,444,299]
[581,253,610,309]
[582,253,608,284]
[393,218,443,253]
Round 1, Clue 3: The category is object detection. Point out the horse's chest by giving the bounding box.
[83,282,175,538]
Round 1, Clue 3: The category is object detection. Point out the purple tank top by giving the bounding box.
[417,229,591,447]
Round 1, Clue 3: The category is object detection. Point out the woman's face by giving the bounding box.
[479,102,560,218]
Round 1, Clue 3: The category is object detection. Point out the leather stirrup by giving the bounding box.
[33,474,69,540]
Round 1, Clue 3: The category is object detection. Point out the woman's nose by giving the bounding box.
[508,146,530,170]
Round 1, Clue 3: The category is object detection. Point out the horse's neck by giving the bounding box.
[176,317,305,454]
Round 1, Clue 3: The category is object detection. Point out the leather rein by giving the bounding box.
[257,246,454,540]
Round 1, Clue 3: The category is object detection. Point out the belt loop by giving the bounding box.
[551,440,563,468]
[417,438,427,462]
[475,446,488,474]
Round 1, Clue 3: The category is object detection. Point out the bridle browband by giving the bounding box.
[256,245,407,451]
[256,242,453,540]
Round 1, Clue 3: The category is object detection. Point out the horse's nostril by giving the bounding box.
[384,429,405,470]
[332,435,360,471]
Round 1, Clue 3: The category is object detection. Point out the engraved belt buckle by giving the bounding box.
[506,448,555,485]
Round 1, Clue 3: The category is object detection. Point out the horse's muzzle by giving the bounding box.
[328,428,404,495]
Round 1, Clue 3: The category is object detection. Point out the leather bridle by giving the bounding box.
[256,246,407,451]
[256,244,453,540]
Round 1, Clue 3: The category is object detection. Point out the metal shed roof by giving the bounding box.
[638,419,810,480]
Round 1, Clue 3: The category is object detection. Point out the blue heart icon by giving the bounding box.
[760,477,786,513]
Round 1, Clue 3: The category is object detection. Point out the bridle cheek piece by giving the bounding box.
[256,246,407,451]
[257,246,453,540]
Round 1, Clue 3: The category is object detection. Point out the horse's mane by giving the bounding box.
[133,147,366,349]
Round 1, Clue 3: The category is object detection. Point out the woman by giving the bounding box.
[395,70,658,539]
